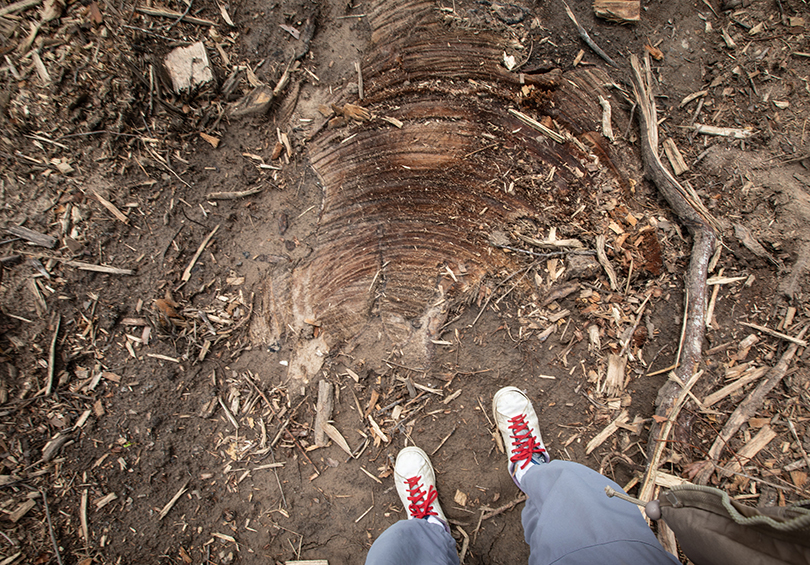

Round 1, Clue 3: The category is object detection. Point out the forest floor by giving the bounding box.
[1,0,810,563]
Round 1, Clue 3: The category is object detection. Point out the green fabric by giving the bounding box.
[659,484,810,565]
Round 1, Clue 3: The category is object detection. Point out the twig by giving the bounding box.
[458,525,470,563]
[166,0,193,32]
[431,424,458,456]
[80,490,89,546]
[786,416,810,480]
[286,429,320,476]
[562,1,617,67]
[182,224,220,282]
[739,321,808,347]
[480,493,527,520]
[45,314,60,396]
[206,187,264,200]
[469,263,535,328]
[355,61,364,100]
[158,480,190,520]
[135,5,214,26]
[42,490,63,565]
[218,396,240,430]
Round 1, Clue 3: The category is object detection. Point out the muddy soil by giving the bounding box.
[1,0,809,563]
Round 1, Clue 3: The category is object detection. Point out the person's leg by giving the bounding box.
[365,518,458,565]
[493,386,679,565]
[365,446,459,565]
[519,461,679,564]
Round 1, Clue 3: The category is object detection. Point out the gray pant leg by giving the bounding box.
[365,518,460,565]
[521,460,681,565]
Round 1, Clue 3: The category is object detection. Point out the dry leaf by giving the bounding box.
[200,132,220,148]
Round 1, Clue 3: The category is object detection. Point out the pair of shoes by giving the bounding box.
[393,387,547,520]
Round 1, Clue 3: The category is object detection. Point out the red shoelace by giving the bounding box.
[404,476,438,519]
[508,414,546,469]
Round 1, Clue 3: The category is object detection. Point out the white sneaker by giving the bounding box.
[394,446,447,522]
[493,386,549,487]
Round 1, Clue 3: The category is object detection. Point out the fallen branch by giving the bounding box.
[630,53,720,491]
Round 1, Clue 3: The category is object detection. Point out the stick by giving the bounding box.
[80,489,89,545]
[739,321,808,347]
[63,260,134,275]
[480,493,527,520]
[431,424,458,456]
[206,187,263,200]
[135,6,215,26]
[562,1,618,67]
[42,490,63,565]
[182,224,220,282]
[45,314,60,396]
[158,480,189,520]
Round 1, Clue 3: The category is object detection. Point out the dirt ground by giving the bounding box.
[1,0,810,563]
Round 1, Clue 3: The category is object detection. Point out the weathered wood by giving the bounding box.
[6,225,57,248]
[314,380,334,447]
[593,0,640,23]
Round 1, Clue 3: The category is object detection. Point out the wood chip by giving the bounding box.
[508,108,565,143]
[593,0,639,23]
[454,489,468,506]
[94,492,117,509]
[663,138,688,176]
[585,410,629,454]
[93,191,129,224]
[719,425,777,476]
[367,414,389,443]
[6,225,56,248]
[200,132,220,148]
[9,499,36,522]
[314,380,334,448]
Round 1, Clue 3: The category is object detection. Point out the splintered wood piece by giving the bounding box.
[9,499,36,522]
[321,423,352,456]
[595,234,619,290]
[367,414,389,443]
[694,123,755,139]
[593,0,640,23]
[586,410,629,454]
[207,187,263,200]
[702,366,767,407]
[6,224,57,248]
[93,191,128,223]
[604,354,627,395]
[719,424,777,476]
[164,42,214,93]
[663,138,688,176]
[314,380,334,447]
[285,561,329,565]
[739,321,808,347]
